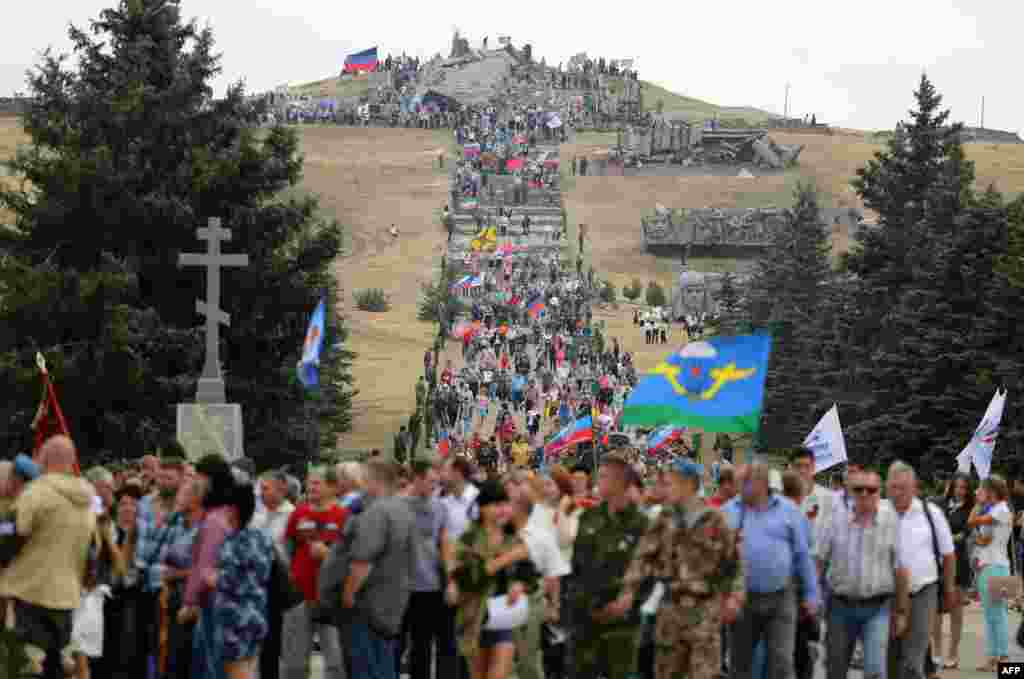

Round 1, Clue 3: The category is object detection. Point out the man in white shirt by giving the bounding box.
[886,461,956,679]
[249,470,294,679]
[251,470,295,556]
[439,458,480,546]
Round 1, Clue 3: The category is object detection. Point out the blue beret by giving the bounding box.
[14,454,40,481]
[670,458,704,480]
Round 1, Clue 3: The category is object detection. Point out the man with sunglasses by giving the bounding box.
[817,469,909,679]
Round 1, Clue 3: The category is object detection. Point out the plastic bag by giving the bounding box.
[71,586,110,658]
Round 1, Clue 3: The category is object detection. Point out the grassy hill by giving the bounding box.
[286,73,776,125]
[640,81,776,124]
[286,76,370,99]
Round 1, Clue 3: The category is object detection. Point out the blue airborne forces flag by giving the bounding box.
[621,334,772,433]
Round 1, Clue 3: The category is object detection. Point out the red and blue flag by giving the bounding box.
[343,47,379,74]
[647,426,684,454]
[528,301,546,319]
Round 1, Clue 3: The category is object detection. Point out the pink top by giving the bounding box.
[184,506,232,608]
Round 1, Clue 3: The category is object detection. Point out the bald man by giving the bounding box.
[0,435,97,679]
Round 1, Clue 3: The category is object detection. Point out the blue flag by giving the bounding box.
[621,334,773,433]
[298,298,326,390]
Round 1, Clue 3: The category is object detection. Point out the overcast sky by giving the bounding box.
[1,0,1017,132]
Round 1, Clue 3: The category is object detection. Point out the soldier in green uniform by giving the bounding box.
[567,454,652,679]
[614,458,746,679]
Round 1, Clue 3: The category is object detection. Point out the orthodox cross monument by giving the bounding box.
[175,217,249,461]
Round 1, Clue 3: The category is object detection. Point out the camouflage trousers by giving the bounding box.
[653,599,722,679]
[570,622,640,679]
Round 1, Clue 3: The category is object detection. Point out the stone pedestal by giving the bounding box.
[176,403,244,462]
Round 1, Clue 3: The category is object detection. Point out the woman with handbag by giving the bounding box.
[931,473,973,670]
[968,475,1014,671]
[446,480,540,679]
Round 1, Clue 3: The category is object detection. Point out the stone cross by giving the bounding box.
[179,218,249,404]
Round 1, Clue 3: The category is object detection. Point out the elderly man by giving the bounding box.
[886,462,955,679]
[251,470,295,679]
[0,436,96,679]
[724,463,818,679]
[817,468,909,679]
[335,461,367,515]
[619,458,744,679]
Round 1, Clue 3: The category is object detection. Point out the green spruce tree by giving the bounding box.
[745,183,833,449]
[0,0,353,467]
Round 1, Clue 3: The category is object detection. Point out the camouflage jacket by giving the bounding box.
[569,501,650,624]
[623,503,744,608]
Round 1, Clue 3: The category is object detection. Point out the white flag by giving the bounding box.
[804,404,848,473]
[959,389,1006,480]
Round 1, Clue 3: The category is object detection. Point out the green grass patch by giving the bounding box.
[289,76,371,100]
[641,81,775,125]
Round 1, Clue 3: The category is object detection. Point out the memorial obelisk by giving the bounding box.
[175,217,249,461]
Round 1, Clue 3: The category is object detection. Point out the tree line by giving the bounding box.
[717,75,1024,477]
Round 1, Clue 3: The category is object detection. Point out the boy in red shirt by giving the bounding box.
[282,467,349,679]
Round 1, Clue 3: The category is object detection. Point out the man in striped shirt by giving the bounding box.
[817,469,910,679]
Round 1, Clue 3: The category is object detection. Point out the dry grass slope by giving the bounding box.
[4,115,1024,451]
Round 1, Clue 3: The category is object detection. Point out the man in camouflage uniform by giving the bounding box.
[567,454,652,679]
[616,458,746,679]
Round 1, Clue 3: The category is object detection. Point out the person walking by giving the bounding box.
[930,473,973,670]
[400,461,456,679]
[566,455,649,679]
[817,468,909,679]
[967,475,1013,671]
[340,461,415,679]
[885,462,956,679]
[215,482,274,679]
[618,458,745,679]
[723,463,819,679]
[0,436,97,679]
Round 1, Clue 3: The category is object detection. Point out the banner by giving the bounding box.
[298,298,326,390]
[803,404,848,473]
[957,389,1006,479]
[621,334,772,433]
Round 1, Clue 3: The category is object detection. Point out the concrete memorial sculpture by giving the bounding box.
[175,217,250,461]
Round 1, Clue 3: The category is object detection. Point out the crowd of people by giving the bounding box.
[3,436,1021,679]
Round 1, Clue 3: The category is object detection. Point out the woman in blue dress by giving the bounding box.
[212,481,274,679]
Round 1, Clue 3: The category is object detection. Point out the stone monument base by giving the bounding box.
[176,403,244,462]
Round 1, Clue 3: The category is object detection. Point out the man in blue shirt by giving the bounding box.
[724,463,819,679]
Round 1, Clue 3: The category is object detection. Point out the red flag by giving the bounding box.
[32,369,79,475]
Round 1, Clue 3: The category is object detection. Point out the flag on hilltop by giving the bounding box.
[343,47,379,74]
[957,389,1006,480]
[621,334,772,433]
[803,404,847,473]
[298,298,326,391]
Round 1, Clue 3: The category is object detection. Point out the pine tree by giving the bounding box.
[714,270,746,335]
[846,74,973,355]
[745,183,833,449]
[0,0,353,466]
[845,198,1012,471]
